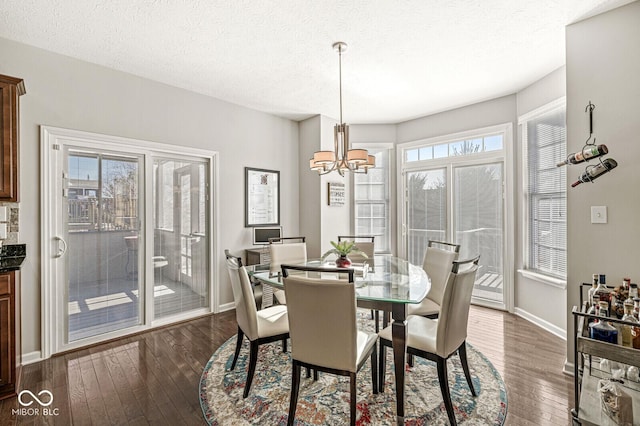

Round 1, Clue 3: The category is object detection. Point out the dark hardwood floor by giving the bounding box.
[0,306,573,425]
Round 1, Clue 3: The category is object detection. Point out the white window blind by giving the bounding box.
[522,102,567,278]
[354,148,390,253]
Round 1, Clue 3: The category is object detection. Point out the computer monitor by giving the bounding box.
[252,226,282,245]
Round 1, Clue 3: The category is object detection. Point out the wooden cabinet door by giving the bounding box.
[0,75,24,202]
[0,294,11,386]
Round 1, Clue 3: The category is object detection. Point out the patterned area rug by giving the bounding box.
[200,312,507,425]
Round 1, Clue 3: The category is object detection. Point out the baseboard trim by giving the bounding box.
[22,351,43,365]
[514,307,566,341]
[563,359,575,376]
[218,301,235,312]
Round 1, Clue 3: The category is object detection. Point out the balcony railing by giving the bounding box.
[407,227,502,276]
[68,197,138,232]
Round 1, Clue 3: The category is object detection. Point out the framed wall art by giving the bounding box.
[328,182,345,206]
[245,167,280,226]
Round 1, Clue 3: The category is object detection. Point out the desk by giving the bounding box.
[247,256,430,424]
[245,247,271,266]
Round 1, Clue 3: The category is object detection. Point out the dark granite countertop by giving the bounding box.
[0,243,26,272]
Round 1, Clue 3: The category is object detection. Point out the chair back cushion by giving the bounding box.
[270,242,307,275]
[225,255,259,340]
[346,241,374,264]
[423,247,459,305]
[436,264,478,357]
[283,275,358,372]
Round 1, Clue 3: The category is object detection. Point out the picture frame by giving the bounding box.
[245,167,280,227]
[328,182,345,206]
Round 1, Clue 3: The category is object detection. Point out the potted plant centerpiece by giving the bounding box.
[321,240,368,268]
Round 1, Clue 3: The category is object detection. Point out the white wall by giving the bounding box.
[565,1,640,366]
[397,95,516,144]
[0,37,299,357]
[299,116,322,257]
[514,67,567,338]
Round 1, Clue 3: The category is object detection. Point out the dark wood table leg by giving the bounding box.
[391,303,407,425]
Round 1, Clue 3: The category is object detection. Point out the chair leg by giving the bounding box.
[370,309,375,320]
[374,310,380,333]
[313,369,319,381]
[287,361,301,426]
[230,327,244,371]
[350,372,357,426]
[458,342,477,396]
[436,357,456,426]
[378,343,386,392]
[306,367,311,378]
[408,353,414,367]
[282,338,287,353]
[371,342,378,394]
[243,341,259,399]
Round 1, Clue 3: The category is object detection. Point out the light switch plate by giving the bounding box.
[591,206,607,224]
[0,206,6,222]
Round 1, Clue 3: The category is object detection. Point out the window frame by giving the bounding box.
[351,144,393,254]
[519,97,567,282]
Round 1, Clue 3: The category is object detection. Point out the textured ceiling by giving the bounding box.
[0,0,634,123]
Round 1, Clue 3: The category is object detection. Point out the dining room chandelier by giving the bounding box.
[309,42,375,176]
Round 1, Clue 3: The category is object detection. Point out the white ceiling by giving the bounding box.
[0,0,634,123]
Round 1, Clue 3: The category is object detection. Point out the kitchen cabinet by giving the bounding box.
[0,270,19,400]
[0,74,25,202]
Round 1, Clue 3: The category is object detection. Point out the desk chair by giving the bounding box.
[282,264,378,426]
[224,252,289,398]
[378,256,480,426]
[269,237,307,305]
[408,240,461,319]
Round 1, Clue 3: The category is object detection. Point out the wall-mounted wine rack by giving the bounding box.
[561,101,618,188]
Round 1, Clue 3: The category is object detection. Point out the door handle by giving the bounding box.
[54,236,67,258]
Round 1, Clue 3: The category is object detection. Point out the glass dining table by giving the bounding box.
[247,255,430,424]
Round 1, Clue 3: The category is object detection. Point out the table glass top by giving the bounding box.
[246,255,430,304]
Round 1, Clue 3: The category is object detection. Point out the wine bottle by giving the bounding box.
[588,274,598,306]
[571,158,618,187]
[557,144,608,167]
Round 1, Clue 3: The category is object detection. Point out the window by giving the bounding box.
[405,134,503,162]
[520,100,567,278]
[353,147,391,253]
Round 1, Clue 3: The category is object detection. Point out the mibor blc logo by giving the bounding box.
[12,390,59,416]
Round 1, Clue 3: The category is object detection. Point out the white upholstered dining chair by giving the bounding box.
[225,251,290,398]
[269,236,307,305]
[337,236,383,329]
[282,264,378,426]
[378,256,480,426]
[224,249,263,309]
[407,240,460,318]
[337,235,375,265]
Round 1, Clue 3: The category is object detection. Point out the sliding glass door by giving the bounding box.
[406,168,447,266]
[66,150,143,342]
[453,163,504,304]
[401,127,511,309]
[153,159,209,319]
[42,126,216,355]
